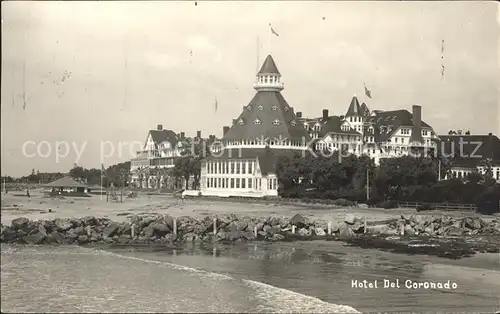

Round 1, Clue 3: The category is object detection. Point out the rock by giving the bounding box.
[11,217,30,230]
[404,224,415,236]
[117,235,131,244]
[183,232,197,242]
[290,214,306,228]
[103,223,120,238]
[54,218,73,232]
[257,231,267,238]
[424,227,433,235]
[143,226,155,237]
[1,226,17,242]
[338,224,354,238]
[271,234,285,241]
[267,216,281,227]
[298,227,311,237]
[73,226,85,235]
[314,227,326,236]
[77,235,89,244]
[447,226,463,237]
[463,217,481,230]
[48,231,66,244]
[82,216,96,226]
[163,215,175,230]
[256,222,265,231]
[344,214,357,225]
[241,231,256,241]
[226,230,242,241]
[358,203,369,209]
[330,221,340,233]
[164,233,177,243]
[130,215,141,224]
[149,223,170,237]
[216,230,227,241]
[24,225,48,244]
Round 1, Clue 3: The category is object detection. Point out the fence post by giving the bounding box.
[213,217,217,235]
[364,216,367,234]
[254,226,257,238]
[327,221,332,235]
[173,218,177,236]
[131,223,136,238]
[292,225,296,234]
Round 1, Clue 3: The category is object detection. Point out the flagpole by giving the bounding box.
[100,165,103,200]
[256,36,260,72]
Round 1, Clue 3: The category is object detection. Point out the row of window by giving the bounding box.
[207,177,259,189]
[207,160,254,175]
[249,118,282,125]
[257,75,281,84]
[246,104,290,112]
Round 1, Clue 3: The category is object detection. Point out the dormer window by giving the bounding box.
[257,105,264,111]
[254,118,262,125]
[246,105,252,111]
[284,106,289,111]
[272,119,281,126]
[290,120,297,126]
[238,119,245,125]
[271,105,278,111]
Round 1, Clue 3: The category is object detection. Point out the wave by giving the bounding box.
[94,247,360,313]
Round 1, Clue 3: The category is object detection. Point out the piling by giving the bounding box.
[327,221,332,235]
[292,225,296,234]
[253,226,257,238]
[213,217,217,235]
[364,216,367,234]
[131,224,136,238]
[173,218,177,235]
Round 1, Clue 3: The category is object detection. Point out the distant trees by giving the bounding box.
[276,150,499,205]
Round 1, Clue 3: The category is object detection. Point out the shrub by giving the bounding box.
[332,198,355,207]
[378,200,399,209]
[416,203,435,212]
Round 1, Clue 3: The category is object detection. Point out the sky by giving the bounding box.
[1,1,499,176]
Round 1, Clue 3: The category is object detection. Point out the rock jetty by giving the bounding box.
[1,213,499,259]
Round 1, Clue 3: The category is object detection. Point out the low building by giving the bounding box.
[439,133,500,181]
[43,176,89,196]
[87,184,106,195]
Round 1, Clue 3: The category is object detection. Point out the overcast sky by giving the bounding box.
[1,1,499,176]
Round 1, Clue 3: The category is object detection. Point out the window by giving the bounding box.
[210,178,214,188]
[242,162,246,174]
[218,161,222,173]
[230,162,235,174]
[422,130,428,136]
[273,119,281,126]
[246,105,252,111]
[238,119,244,125]
[248,178,252,189]
[271,105,278,111]
[206,178,210,188]
[225,178,229,187]
[284,106,289,111]
[257,105,264,111]
[248,162,253,174]
[218,178,221,188]
[314,124,320,131]
[230,178,235,188]
[236,162,240,174]
[290,120,297,126]
[236,178,240,188]
[241,179,246,188]
[222,178,225,188]
[254,118,262,125]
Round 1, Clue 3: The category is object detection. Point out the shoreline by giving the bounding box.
[2,213,499,260]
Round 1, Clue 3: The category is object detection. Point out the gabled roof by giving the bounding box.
[363,109,432,143]
[437,134,500,164]
[87,184,105,189]
[345,96,362,117]
[44,176,88,188]
[147,129,180,148]
[257,55,280,75]
[223,91,310,141]
[205,147,304,175]
[360,103,370,117]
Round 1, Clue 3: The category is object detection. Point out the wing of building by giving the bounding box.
[200,55,310,198]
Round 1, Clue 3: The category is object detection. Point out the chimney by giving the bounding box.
[233,119,237,125]
[322,109,329,120]
[157,124,163,131]
[296,112,302,118]
[223,126,230,136]
[197,130,201,139]
[180,132,185,138]
[409,105,423,144]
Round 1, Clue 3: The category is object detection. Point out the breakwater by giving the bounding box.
[1,213,499,259]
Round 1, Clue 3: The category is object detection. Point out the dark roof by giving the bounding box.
[206,148,303,175]
[223,91,310,141]
[147,129,180,148]
[437,135,500,166]
[364,109,432,143]
[360,103,370,117]
[301,115,360,137]
[257,55,280,75]
[87,184,105,189]
[345,96,362,116]
[44,176,88,188]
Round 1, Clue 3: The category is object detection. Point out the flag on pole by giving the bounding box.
[269,23,280,37]
[364,83,372,99]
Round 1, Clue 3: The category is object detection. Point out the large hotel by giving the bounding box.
[130,55,500,196]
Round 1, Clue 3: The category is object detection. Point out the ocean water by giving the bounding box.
[1,242,499,313]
